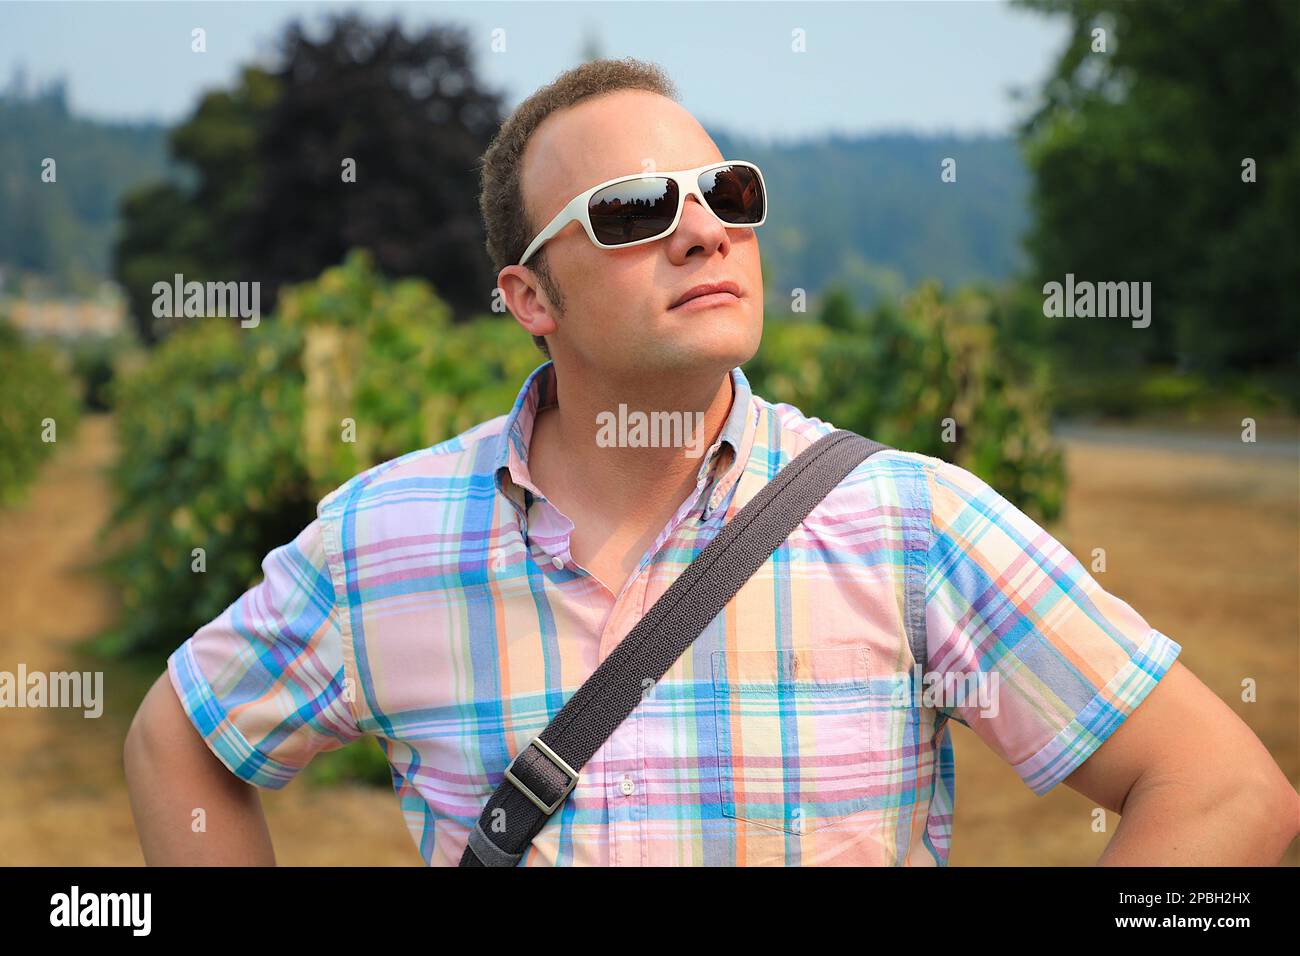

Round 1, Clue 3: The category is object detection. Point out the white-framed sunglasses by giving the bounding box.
[517,160,768,266]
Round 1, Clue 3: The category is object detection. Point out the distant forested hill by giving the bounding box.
[0,80,1026,306]
[711,130,1029,308]
[0,80,173,293]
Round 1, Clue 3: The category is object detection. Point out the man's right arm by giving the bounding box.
[124,671,276,865]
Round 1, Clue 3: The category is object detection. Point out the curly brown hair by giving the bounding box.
[478,57,680,357]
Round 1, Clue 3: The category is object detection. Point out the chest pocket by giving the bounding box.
[712,645,877,835]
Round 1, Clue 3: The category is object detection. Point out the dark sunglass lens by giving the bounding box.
[700,164,764,224]
[588,177,679,245]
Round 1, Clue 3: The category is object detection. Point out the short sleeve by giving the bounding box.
[923,459,1181,796]
[167,517,364,789]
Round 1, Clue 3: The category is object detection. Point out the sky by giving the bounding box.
[0,0,1071,141]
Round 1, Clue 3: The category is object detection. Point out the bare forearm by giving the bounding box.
[124,673,276,865]
[1098,769,1300,866]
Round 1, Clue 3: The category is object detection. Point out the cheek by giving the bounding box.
[572,259,658,321]
[740,246,765,299]
[557,274,650,355]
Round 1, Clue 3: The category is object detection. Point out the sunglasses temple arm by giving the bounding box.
[519,194,588,266]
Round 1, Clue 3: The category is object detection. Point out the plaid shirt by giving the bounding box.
[169,360,1181,866]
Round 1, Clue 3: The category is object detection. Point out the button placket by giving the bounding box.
[603,722,640,866]
[599,570,652,865]
[634,685,649,864]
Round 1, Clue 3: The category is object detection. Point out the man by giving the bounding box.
[125,57,1299,866]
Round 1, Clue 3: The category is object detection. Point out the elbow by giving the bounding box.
[1277,781,1300,849]
[1230,766,1300,864]
[1152,749,1300,864]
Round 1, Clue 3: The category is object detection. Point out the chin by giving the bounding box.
[654,316,760,373]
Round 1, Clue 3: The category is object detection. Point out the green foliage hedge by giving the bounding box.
[66,333,136,411]
[746,283,1065,523]
[106,311,313,657]
[0,318,81,505]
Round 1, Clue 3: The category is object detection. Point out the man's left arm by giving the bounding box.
[1061,659,1299,865]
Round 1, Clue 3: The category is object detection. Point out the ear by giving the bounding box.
[497,266,559,339]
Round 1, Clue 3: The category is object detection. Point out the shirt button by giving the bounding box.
[551,555,565,570]
[619,775,635,796]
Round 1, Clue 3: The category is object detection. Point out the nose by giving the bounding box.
[667,193,730,260]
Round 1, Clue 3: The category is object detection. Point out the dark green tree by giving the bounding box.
[113,65,276,342]
[241,14,503,326]
[1016,0,1300,384]
[113,14,504,343]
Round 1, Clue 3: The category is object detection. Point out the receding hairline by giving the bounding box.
[516,87,693,234]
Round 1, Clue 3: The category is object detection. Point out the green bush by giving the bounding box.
[105,313,312,657]
[106,250,543,782]
[283,252,541,499]
[0,318,81,506]
[1048,363,1299,422]
[66,333,137,411]
[746,282,1065,523]
[303,737,395,789]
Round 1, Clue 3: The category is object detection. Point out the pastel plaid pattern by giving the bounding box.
[169,360,1181,865]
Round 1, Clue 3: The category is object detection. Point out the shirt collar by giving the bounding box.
[693,364,755,520]
[493,360,756,523]
[492,360,557,520]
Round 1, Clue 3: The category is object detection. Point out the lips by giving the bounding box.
[669,280,741,310]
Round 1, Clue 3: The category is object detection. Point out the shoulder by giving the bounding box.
[753,392,944,497]
[316,413,509,523]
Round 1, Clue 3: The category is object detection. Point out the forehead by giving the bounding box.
[520,89,721,225]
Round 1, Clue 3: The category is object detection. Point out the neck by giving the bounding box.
[536,362,735,522]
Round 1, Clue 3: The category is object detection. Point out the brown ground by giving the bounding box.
[0,414,1295,865]
[948,432,1300,866]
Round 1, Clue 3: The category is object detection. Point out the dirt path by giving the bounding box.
[1,415,1295,865]
[0,415,420,865]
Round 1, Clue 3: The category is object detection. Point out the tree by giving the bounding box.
[241,13,503,326]
[113,65,276,341]
[113,13,505,343]
[1016,0,1300,380]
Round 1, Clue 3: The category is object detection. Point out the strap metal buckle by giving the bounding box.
[503,736,579,815]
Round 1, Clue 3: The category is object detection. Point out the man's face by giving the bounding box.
[509,90,764,378]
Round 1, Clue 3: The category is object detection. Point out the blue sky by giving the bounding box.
[0,1,1070,140]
